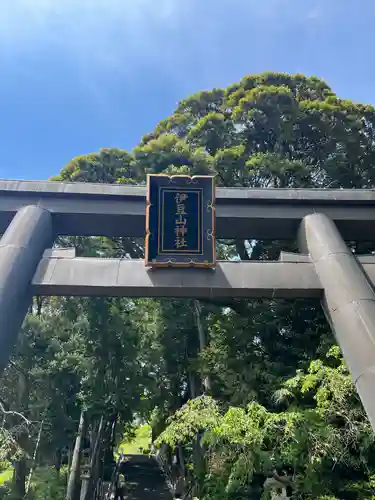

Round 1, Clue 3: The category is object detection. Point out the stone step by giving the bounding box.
[119,455,173,500]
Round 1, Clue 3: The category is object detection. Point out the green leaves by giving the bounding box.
[51,71,375,194]
[157,349,375,499]
[156,396,221,447]
[13,70,375,497]
[134,133,213,176]
[53,148,139,184]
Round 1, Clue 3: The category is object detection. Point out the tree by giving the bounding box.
[157,348,375,499]
[51,148,139,185]
[3,71,375,498]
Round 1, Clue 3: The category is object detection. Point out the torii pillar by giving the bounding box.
[300,213,375,430]
[0,206,53,372]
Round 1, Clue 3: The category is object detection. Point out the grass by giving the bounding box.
[0,467,12,485]
[118,423,152,455]
[0,425,152,491]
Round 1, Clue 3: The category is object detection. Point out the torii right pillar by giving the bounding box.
[299,213,375,431]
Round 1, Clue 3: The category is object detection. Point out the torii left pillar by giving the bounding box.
[0,205,53,373]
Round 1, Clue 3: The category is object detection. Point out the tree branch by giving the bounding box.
[9,360,28,378]
[0,397,9,411]
[0,402,31,425]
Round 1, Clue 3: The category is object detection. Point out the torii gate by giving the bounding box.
[1,179,375,431]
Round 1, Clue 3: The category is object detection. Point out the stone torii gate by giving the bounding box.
[1,180,375,431]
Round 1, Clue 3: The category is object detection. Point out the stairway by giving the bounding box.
[119,455,173,500]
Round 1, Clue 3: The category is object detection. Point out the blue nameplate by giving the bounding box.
[145,175,216,268]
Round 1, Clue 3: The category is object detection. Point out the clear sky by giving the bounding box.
[0,0,373,180]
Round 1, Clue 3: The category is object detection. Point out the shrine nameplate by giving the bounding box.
[145,174,216,268]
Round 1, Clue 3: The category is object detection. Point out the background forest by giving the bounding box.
[1,72,375,499]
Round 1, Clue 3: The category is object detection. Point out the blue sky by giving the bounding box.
[0,0,373,180]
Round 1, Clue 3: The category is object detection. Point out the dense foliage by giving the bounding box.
[2,72,375,499]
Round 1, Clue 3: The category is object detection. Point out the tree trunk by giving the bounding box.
[177,445,186,478]
[188,370,199,399]
[83,416,105,500]
[26,418,44,493]
[109,413,117,450]
[194,300,212,393]
[14,459,27,498]
[14,371,30,499]
[187,357,205,497]
[235,240,250,261]
[79,479,89,500]
[67,447,72,478]
[66,411,87,500]
[55,448,62,478]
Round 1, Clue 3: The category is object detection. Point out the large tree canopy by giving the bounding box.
[58,72,375,191]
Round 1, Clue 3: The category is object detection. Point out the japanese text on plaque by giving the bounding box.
[174,192,188,249]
